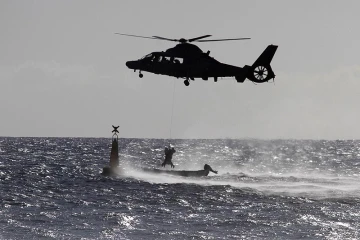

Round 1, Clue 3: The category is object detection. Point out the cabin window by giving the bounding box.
[161,57,171,62]
[173,58,183,64]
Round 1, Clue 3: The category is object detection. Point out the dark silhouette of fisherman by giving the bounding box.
[203,164,218,175]
[162,146,176,168]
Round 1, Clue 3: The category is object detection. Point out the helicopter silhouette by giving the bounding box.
[116,33,278,86]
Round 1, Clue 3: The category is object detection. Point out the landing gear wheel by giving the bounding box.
[139,73,143,78]
[254,66,268,81]
[184,80,190,86]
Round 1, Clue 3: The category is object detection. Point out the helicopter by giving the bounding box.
[116,33,278,86]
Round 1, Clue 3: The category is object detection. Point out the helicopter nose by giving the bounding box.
[126,61,136,69]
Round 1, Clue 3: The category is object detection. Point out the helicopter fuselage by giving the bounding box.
[125,43,278,86]
[126,52,241,79]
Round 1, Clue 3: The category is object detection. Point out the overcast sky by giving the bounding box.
[1,0,360,139]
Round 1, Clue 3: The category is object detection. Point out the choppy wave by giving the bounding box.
[1,137,360,239]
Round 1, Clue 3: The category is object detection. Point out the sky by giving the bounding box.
[1,0,360,139]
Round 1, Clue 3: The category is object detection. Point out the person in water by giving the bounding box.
[161,146,176,168]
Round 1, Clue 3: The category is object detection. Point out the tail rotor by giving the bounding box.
[254,66,269,82]
[237,45,278,83]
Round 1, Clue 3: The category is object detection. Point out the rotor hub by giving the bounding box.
[179,38,187,44]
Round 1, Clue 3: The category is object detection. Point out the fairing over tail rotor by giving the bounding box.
[254,66,269,81]
[241,45,278,83]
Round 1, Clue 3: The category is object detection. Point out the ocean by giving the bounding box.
[1,137,360,239]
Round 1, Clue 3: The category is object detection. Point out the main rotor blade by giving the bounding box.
[196,37,251,42]
[152,36,178,42]
[114,33,157,40]
[188,35,212,42]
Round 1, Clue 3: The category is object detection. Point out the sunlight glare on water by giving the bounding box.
[1,138,360,239]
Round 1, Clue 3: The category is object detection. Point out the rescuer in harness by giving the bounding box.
[161,145,176,168]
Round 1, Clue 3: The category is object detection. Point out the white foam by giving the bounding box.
[118,160,360,199]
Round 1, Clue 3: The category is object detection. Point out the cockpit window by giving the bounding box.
[141,54,153,59]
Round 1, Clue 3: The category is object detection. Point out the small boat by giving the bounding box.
[142,164,218,177]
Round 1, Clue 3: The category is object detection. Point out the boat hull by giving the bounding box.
[142,168,210,177]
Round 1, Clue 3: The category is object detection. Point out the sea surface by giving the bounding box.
[1,137,360,239]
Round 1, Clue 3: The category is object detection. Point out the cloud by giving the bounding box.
[170,65,360,139]
[1,61,99,88]
[1,61,360,139]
